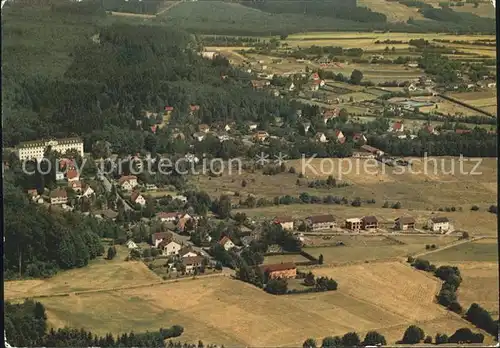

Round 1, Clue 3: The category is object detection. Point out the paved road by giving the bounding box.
[98,173,134,212]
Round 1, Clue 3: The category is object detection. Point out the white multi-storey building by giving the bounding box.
[17,137,84,161]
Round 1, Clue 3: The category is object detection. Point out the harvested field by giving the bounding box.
[28,264,493,346]
[425,239,498,262]
[357,0,426,22]
[5,246,161,300]
[449,261,498,315]
[448,90,497,113]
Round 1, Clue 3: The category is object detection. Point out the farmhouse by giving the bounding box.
[251,80,269,89]
[352,133,367,144]
[118,175,138,191]
[179,246,198,258]
[68,180,82,192]
[345,218,362,231]
[273,216,294,230]
[361,216,378,230]
[302,122,311,133]
[81,184,95,198]
[152,232,173,248]
[333,129,345,144]
[427,217,450,233]
[322,109,339,123]
[260,262,297,279]
[390,121,404,133]
[50,189,68,205]
[219,236,236,251]
[395,216,416,231]
[248,123,258,131]
[193,132,206,142]
[306,215,336,231]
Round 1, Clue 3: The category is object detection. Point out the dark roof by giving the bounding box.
[152,232,172,243]
[430,217,449,223]
[274,216,293,223]
[179,246,195,256]
[396,216,415,224]
[182,256,204,266]
[361,145,381,154]
[307,214,336,224]
[259,262,296,273]
[362,216,378,224]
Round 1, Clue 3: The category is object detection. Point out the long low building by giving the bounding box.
[17,137,84,161]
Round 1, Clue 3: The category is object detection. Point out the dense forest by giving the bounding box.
[2,167,128,279]
[240,0,388,23]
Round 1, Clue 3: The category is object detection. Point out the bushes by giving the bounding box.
[401,325,425,344]
[448,328,484,344]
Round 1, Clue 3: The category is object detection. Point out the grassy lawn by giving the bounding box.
[426,240,498,262]
[263,254,311,264]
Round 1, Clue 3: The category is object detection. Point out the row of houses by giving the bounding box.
[273,215,451,232]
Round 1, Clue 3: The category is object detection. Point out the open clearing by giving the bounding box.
[448,90,497,114]
[18,262,493,346]
[425,239,498,262]
[194,157,497,213]
[5,246,161,300]
[263,253,311,264]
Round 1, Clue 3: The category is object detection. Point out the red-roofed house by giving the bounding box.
[118,175,138,191]
[219,236,235,251]
[310,72,320,81]
[390,121,404,133]
[164,106,174,112]
[189,105,200,112]
[131,191,146,206]
[334,129,346,144]
[455,129,472,134]
[259,262,297,279]
[68,180,82,192]
[50,189,68,205]
[66,169,80,182]
[151,125,158,134]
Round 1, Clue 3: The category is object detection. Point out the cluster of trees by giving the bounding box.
[3,174,109,279]
[200,36,265,47]
[418,6,495,33]
[368,129,497,157]
[102,0,162,15]
[397,0,433,9]
[5,300,186,347]
[465,303,499,337]
[302,272,338,291]
[307,175,349,189]
[304,330,386,347]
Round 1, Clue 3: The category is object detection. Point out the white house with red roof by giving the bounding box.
[219,236,235,251]
[131,191,146,206]
[310,72,320,81]
[334,129,346,144]
[118,175,138,191]
[389,121,404,133]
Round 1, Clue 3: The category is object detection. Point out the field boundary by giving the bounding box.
[438,93,495,117]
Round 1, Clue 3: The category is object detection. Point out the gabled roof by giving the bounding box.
[182,255,204,266]
[392,122,403,130]
[219,236,233,246]
[50,188,67,198]
[67,169,79,180]
[455,129,472,134]
[311,72,320,80]
[259,262,296,273]
[118,175,137,185]
[362,216,378,224]
[323,108,339,119]
[307,214,335,224]
[164,106,174,111]
[198,124,210,131]
[189,105,200,112]
[131,191,143,203]
[179,246,196,257]
[152,231,173,242]
[396,216,415,224]
[69,180,82,189]
[27,189,38,196]
[430,217,449,223]
[274,216,293,223]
